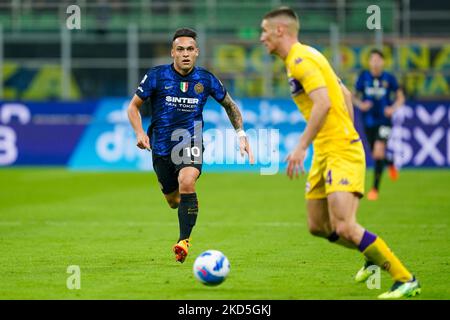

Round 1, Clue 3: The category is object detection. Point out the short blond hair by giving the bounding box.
[263,7,300,33]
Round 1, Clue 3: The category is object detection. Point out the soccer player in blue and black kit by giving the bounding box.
[354,49,405,201]
[127,28,254,263]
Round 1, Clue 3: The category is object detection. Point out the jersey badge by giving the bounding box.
[180,82,189,93]
[194,82,204,94]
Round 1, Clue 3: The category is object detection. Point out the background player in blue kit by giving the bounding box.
[127,28,254,263]
[353,49,405,201]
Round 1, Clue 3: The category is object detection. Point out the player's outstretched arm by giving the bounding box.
[299,87,330,148]
[286,87,330,179]
[220,93,254,164]
[220,92,243,131]
[127,94,151,150]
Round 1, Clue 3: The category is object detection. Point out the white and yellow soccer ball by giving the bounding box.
[193,250,230,286]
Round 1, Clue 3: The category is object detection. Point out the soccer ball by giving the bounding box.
[193,250,230,286]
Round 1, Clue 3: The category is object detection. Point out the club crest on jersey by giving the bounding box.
[194,82,204,94]
[180,82,189,93]
[288,77,304,96]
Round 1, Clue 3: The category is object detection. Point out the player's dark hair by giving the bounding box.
[263,6,299,22]
[172,28,197,42]
[370,48,384,59]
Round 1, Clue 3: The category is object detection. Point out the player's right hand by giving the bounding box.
[136,132,151,151]
[239,136,255,165]
[285,146,306,180]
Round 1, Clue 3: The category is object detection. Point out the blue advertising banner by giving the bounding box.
[1,99,449,170]
[0,101,96,166]
[387,101,450,168]
[68,98,152,171]
[68,98,312,173]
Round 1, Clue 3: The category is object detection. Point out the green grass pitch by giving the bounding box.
[0,168,449,299]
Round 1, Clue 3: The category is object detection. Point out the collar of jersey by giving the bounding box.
[171,63,195,78]
[285,42,302,64]
[368,70,386,79]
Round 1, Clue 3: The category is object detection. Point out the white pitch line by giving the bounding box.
[0,221,304,228]
[2,221,445,229]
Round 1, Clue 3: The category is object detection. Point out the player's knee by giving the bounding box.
[178,176,196,193]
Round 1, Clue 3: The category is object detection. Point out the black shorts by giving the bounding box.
[152,145,203,195]
[364,125,392,150]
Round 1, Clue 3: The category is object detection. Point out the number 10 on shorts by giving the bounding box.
[185,146,201,158]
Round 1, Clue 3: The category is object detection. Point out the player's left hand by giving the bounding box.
[239,136,255,164]
[384,106,395,118]
[286,146,306,179]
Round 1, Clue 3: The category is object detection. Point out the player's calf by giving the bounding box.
[164,190,180,209]
[334,222,365,247]
[327,192,364,244]
[176,167,200,244]
[306,199,332,238]
[167,199,179,209]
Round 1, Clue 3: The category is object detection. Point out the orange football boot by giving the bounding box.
[173,239,191,263]
[367,188,379,201]
[388,165,399,181]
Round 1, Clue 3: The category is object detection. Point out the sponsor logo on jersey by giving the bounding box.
[365,86,387,99]
[194,82,204,94]
[165,96,199,104]
[180,82,189,92]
